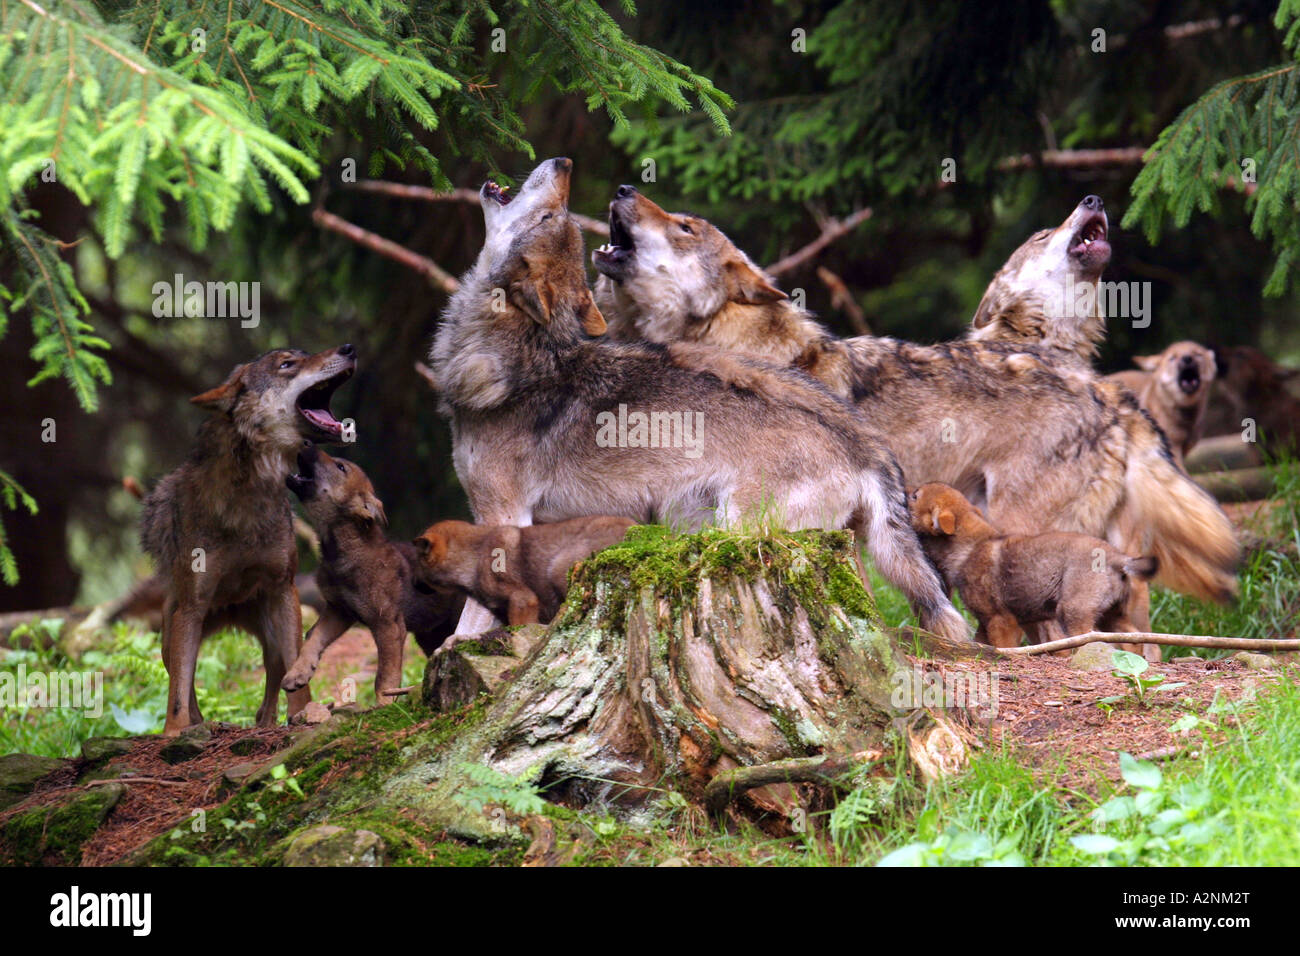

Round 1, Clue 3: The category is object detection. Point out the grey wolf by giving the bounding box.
[430,158,968,642]
[140,345,355,735]
[589,187,1238,633]
[413,516,635,625]
[1108,341,1217,468]
[968,195,1111,362]
[909,483,1158,648]
[281,445,465,698]
[1207,345,1300,454]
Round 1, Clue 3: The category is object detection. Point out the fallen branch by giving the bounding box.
[84,777,188,788]
[311,207,459,293]
[703,749,881,814]
[996,631,1300,656]
[1193,466,1274,503]
[348,179,611,237]
[766,207,874,278]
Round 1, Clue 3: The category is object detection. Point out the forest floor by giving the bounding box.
[2,472,1298,866]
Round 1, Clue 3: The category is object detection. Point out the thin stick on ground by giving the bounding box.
[995,631,1300,656]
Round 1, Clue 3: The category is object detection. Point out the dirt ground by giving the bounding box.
[4,501,1295,865]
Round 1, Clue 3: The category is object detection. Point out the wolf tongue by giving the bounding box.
[303,407,339,430]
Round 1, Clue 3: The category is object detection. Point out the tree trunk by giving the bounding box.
[412,526,972,825]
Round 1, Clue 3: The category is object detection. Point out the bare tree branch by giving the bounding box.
[311,207,460,293]
[995,147,1148,171]
[765,207,874,278]
[348,179,611,237]
[816,266,870,335]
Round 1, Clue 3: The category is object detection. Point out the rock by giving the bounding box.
[282,825,385,867]
[0,753,68,810]
[159,723,212,764]
[221,762,260,789]
[657,856,690,867]
[290,701,332,725]
[423,627,538,711]
[80,736,135,765]
[3,782,124,864]
[1070,642,1120,671]
[79,764,141,785]
[1236,652,1277,671]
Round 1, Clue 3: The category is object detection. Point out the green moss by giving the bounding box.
[3,782,123,865]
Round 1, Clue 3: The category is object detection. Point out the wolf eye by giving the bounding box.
[279,359,295,369]
[680,223,692,234]
[541,213,553,222]
[336,461,346,473]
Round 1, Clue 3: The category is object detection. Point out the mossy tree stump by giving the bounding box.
[414,526,970,824]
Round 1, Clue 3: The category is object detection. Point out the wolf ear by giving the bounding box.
[1132,354,1160,371]
[414,528,448,566]
[578,291,607,337]
[931,507,957,536]
[723,258,787,306]
[971,291,996,330]
[351,493,387,528]
[508,265,557,327]
[190,364,247,413]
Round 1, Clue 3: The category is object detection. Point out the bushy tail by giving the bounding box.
[854,471,971,642]
[1123,428,1239,602]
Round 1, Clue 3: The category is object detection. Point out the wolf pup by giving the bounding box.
[908,483,1158,648]
[281,445,465,698]
[413,517,635,626]
[430,158,968,643]
[1108,342,1217,468]
[590,187,1238,647]
[140,346,355,735]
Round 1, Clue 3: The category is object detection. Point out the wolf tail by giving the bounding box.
[1122,425,1238,602]
[853,465,971,642]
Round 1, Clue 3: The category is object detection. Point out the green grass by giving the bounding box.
[0,620,426,759]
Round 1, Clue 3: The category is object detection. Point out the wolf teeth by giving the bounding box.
[596,244,614,254]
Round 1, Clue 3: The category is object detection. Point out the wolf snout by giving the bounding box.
[338,343,356,358]
[1081,194,1104,211]
[616,184,637,199]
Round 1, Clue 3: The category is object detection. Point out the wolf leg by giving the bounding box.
[282,606,353,692]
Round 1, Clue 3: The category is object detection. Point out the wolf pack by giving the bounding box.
[142,156,1278,735]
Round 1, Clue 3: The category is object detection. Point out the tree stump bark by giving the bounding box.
[413,526,971,824]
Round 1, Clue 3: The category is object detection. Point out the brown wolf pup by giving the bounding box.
[908,483,1159,648]
[430,158,968,643]
[280,445,464,698]
[140,346,355,735]
[413,517,635,625]
[589,187,1238,642]
[1108,342,1217,468]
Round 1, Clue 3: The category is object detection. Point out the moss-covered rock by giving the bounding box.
[0,753,67,810]
[3,782,124,865]
[280,825,385,866]
[80,736,135,765]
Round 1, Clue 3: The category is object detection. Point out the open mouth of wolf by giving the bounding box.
[285,443,318,498]
[593,207,635,272]
[1177,363,1202,395]
[482,180,513,206]
[295,367,352,440]
[1069,212,1110,268]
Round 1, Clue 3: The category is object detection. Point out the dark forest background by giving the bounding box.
[3,0,1298,611]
